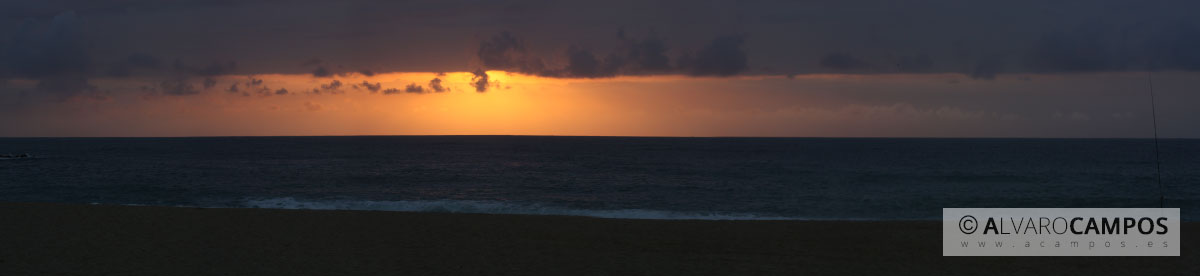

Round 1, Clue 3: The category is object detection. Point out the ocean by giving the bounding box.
[1,136,1196,220]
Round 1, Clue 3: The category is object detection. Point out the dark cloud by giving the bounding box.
[238,77,270,96]
[557,31,674,77]
[159,79,198,96]
[300,58,322,67]
[476,31,647,78]
[1026,27,1118,73]
[125,53,162,69]
[6,0,1200,102]
[0,9,244,100]
[36,75,97,99]
[895,54,934,72]
[428,77,447,92]
[107,53,162,77]
[354,81,382,93]
[625,36,672,73]
[133,58,238,96]
[247,77,263,86]
[313,79,343,94]
[1146,23,1200,71]
[274,88,288,95]
[4,12,88,78]
[252,86,271,96]
[172,59,237,77]
[476,31,522,67]
[381,88,401,95]
[561,47,623,78]
[320,80,342,90]
[202,78,217,89]
[970,55,1004,80]
[300,58,366,78]
[477,31,746,78]
[818,53,871,71]
[471,69,489,92]
[561,48,604,77]
[404,83,424,93]
[2,11,94,98]
[312,66,332,77]
[227,76,263,95]
[477,31,546,75]
[563,48,602,77]
[138,85,156,94]
[677,35,748,76]
[1024,22,1200,73]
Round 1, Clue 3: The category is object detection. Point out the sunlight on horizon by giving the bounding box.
[2,71,1196,137]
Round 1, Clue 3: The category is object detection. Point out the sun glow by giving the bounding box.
[4,71,1189,137]
[63,70,645,136]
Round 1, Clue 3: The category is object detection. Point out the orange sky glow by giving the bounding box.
[2,71,1197,138]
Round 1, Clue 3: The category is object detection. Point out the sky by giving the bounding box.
[1,0,1198,137]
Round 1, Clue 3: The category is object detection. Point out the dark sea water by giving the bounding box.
[0,136,1196,220]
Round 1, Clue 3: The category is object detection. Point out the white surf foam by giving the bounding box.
[240,197,805,220]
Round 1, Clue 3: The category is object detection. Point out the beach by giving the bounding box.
[0,202,1195,275]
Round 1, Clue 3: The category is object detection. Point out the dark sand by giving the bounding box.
[0,203,1195,275]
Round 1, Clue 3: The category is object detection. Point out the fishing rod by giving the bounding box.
[1147,72,1163,208]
